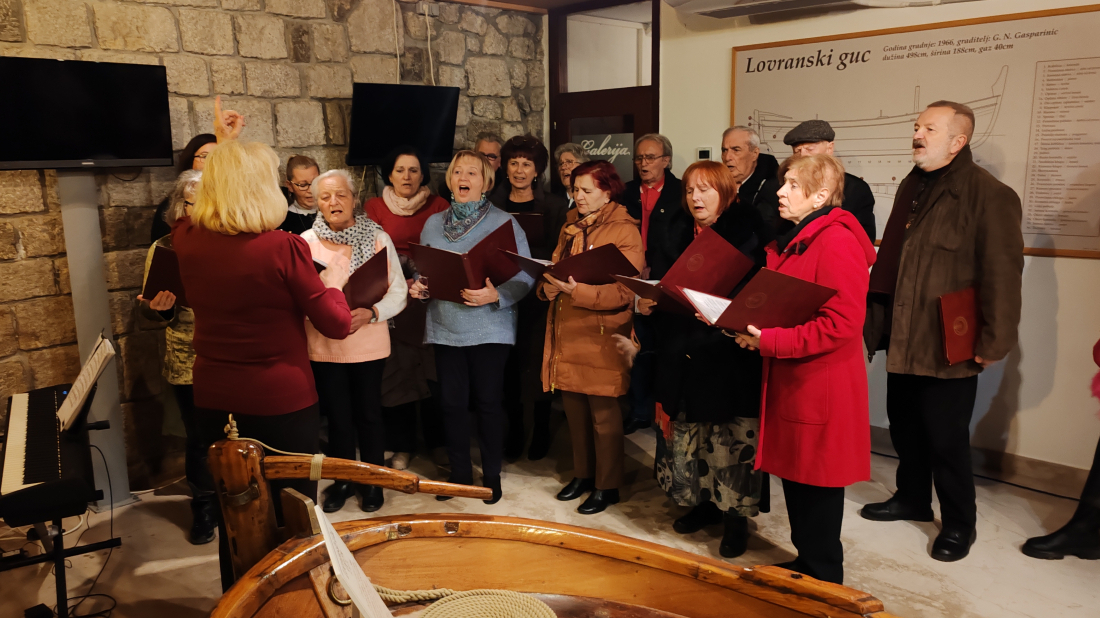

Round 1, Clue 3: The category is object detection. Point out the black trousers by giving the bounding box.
[384,381,446,453]
[312,360,386,466]
[887,372,979,532]
[435,343,511,484]
[196,404,320,592]
[782,478,845,585]
[1073,435,1100,520]
[174,384,214,509]
[503,296,551,426]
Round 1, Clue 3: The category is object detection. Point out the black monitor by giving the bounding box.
[346,83,460,166]
[0,57,173,170]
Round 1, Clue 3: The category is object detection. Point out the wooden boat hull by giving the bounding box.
[213,514,901,618]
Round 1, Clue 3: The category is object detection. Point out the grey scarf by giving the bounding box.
[311,210,383,273]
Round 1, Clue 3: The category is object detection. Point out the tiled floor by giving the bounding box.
[2,423,1098,617]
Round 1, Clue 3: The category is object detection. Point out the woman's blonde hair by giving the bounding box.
[779,154,846,208]
[444,150,495,195]
[164,169,202,227]
[190,140,288,235]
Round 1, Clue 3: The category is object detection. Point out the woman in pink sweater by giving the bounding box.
[301,169,408,513]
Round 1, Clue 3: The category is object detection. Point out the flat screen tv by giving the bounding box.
[346,83,459,166]
[0,57,173,170]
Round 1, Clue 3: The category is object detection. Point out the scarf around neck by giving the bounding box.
[311,210,383,273]
[442,196,491,242]
[382,185,431,216]
[561,205,606,259]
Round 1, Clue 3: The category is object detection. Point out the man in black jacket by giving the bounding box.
[782,120,877,242]
[723,126,780,243]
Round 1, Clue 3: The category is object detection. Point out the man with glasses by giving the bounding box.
[620,134,683,435]
[279,155,320,235]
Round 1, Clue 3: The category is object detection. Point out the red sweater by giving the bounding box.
[172,219,351,415]
[364,195,450,256]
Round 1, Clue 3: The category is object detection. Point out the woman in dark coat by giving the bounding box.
[647,160,767,559]
[488,135,569,460]
[150,133,217,241]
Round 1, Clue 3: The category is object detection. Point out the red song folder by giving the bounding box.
[612,227,756,314]
[409,222,521,304]
[142,245,187,307]
[344,247,390,310]
[502,243,639,286]
[939,287,982,366]
[677,268,837,332]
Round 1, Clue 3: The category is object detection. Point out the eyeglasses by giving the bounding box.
[193,152,209,161]
[558,160,578,169]
[290,181,312,190]
[183,200,194,207]
[480,153,500,161]
[633,154,668,163]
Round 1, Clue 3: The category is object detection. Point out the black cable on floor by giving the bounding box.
[53,445,117,618]
[870,450,1081,502]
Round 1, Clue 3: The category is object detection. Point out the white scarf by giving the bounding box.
[382,185,431,216]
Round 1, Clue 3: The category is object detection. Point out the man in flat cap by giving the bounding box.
[783,120,877,242]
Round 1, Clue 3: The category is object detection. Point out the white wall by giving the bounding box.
[567,15,651,92]
[660,0,1100,471]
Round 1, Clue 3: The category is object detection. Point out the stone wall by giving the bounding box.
[0,0,547,489]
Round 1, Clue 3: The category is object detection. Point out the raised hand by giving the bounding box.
[213,95,245,143]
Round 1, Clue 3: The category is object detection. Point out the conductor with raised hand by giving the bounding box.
[174,97,352,591]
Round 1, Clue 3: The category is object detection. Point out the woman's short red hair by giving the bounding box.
[570,160,625,204]
[681,160,739,217]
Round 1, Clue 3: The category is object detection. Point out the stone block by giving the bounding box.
[106,172,152,207]
[0,0,23,43]
[510,61,526,89]
[24,0,92,48]
[530,87,544,111]
[466,57,510,97]
[438,3,460,24]
[0,170,43,215]
[400,45,432,84]
[150,168,176,206]
[245,62,301,97]
[527,61,544,88]
[210,58,244,94]
[267,0,327,18]
[327,0,358,22]
[437,64,465,89]
[101,207,129,251]
[17,214,64,257]
[164,55,210,96]
[0,43,78,60]
[324,101,346,145]
[465,34,479,54]
[223,0,262,9]
[0,306,17,356]
[119,331,164,399]
[473,98,501,120]
[403,11,438,41]
[235,13,287,59]
[455,94,470,127]
[78,50,160,65]
[0,359,28,403]
[482,26,505,56]
[169,97,193,151]
[43,171,59,212]
[94,3,178,53]
[104,248,148,291]
[289,22,310,63]
[54,257,69,294]
[13,296,76,350]
[459,10,485,35]
[501,121,524,141]
[312,23,348,62]
[128,207,156,247]
[350,54,398,84]
[28,344,81,390]
[108,290,137,336]
[466,118,500,145]
[502,98,520,122]
[526,112,543,140]
[179,9,234,56]
[297,147,348,174]
[0,258,55,302]
[0,221,16,259]
[307,64,352,98]
[194,98,275,146]
[275,101,326,147]
[508,36,534,60]
[133,0,216,5]
[347,0,402,55]
[496,14,533,36]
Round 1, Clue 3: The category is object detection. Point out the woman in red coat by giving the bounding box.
[734,154,876,585]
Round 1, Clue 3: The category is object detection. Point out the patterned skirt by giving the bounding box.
[655,417,762,517]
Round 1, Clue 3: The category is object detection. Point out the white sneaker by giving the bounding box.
[390,452,411,470]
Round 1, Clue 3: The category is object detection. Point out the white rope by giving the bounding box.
[425,7,436,86]
[224,414,322,460]
[392,0,401,79]
[420,589,556,618]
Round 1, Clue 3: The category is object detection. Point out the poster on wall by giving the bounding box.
[731,6,1100,257]
[575,133,635,182]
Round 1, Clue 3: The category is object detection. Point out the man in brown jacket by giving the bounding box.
[861,101,1024,562]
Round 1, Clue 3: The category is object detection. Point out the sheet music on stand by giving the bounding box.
[56,334,115,431]
[314,504,393,618]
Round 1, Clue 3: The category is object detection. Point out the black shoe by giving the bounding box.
[358,485,384,513]
[322,481,356,513]
[719,513,749,558]
[860,496,934,522]
[673,502,723,534]
[504,417,525,460]
[556,477,594,501]
[188,499,216,545]
[623,417,650,436]
[527,405,552,461]
[435,494,454,502]
[483,476,503,505]
[578,488,619,514]
[1022,519,1100,560]
[931,528,976,562]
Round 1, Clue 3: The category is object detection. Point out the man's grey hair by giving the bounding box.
[164,169,202,227]
[474,132,503,148]
[553,142,589,165]
[723,126,761,150]
[635,133,672,159]
[310,169,358,204]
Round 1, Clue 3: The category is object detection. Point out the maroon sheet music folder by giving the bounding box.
[613,227,755,314]
[678,268,837,332]
[503,243,639,286]
[939,287,982,366]
[409,222,520,304]
[142,245,187,307]
[344,247,389,310]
